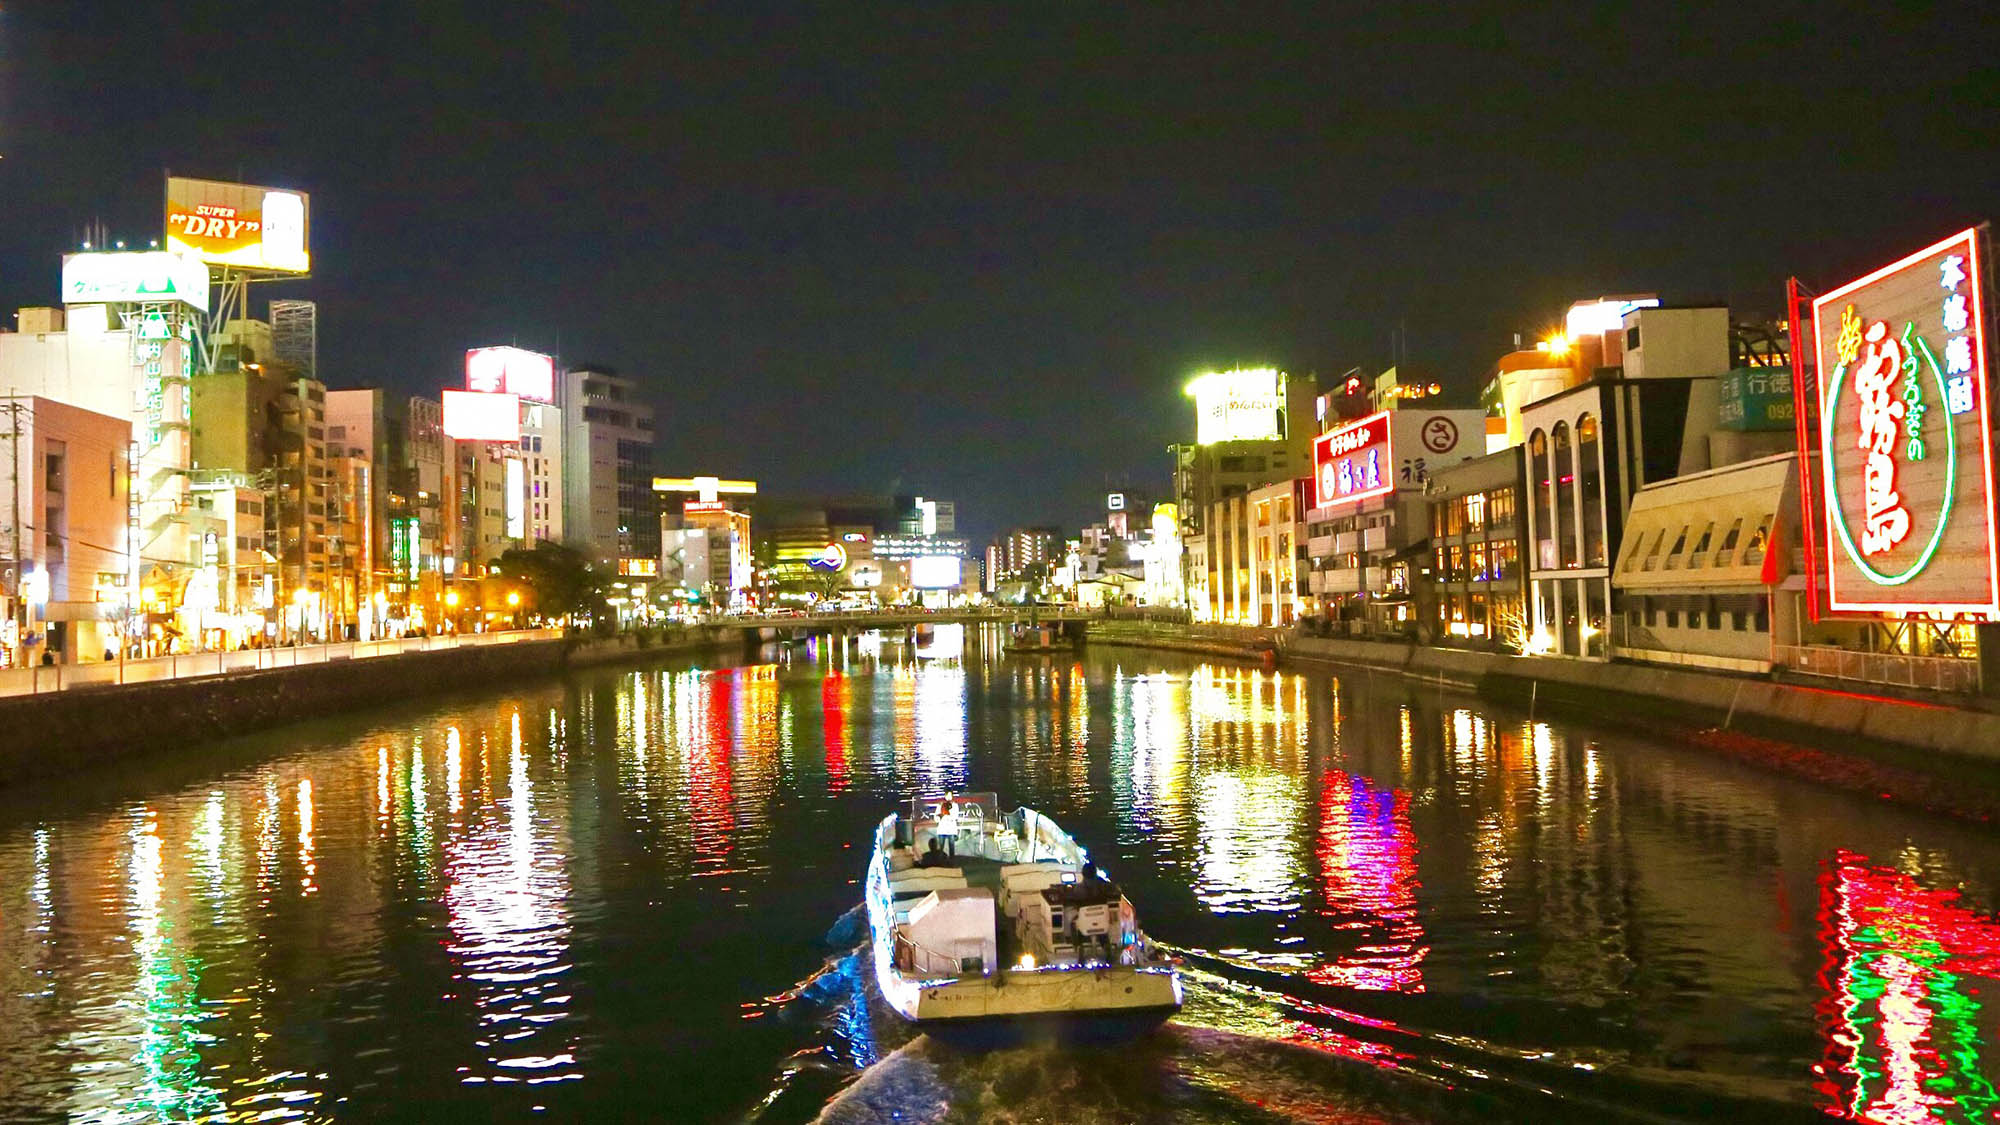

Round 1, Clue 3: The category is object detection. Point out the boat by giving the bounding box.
[1002,622,1074,655]
[864,792,1182,1041]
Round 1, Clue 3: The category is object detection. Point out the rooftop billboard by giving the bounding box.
[60,251,211,312]
[441,390,522,443]
[1186,368,1284,444]
[466,346,555,404]
[164,177,310,274]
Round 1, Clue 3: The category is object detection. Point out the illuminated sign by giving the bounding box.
[619,558,658,577]
[807,543,847,572]
[1564,294,1660,338]
[1717,367,1796,432]
[1107,492,1126,511]
[505,457,527,539]
[465,346,555,403]
[683,499,728,516]
[60,252,210,312]
[1813,228,1998,618]
[440,390,522,443]
[1314,411,1393,508]
[910,555,963,589]
[164,177,310,274]
[1186,368,1284,444]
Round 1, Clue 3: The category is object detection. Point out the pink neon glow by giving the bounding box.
[1305,769,1427,993]
[1814,849,2000,1121]
[1852,319,1911,556]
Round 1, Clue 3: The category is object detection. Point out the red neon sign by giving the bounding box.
[1314,411,1394,509]
[1811,227,2000,619]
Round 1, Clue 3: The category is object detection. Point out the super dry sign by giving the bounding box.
[164,177,311,274]
[1314,411,1393,509]
[1813,227,1999,618]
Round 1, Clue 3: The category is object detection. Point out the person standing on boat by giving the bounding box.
[935,798,959,857]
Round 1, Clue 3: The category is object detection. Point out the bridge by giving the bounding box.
[728,606,1094,634]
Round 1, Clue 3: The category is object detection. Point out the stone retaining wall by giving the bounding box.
[1088,621,2000,763]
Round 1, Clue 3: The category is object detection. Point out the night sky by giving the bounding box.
[4,3,1997,542]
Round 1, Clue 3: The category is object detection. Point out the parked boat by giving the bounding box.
[864,792,1182,1041]
[1002,622,1074,655]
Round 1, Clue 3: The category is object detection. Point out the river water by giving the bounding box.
[2,625,1998,1123]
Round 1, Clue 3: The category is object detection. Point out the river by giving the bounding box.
[1,624,1997,1123]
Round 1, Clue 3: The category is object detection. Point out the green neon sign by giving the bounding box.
[1821,325,1957,586]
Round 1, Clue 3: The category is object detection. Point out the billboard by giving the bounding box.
[60,252,210,312]
[1187,368,1284,444]
[1717,367,1797,432]
[1812,228,1999,618]
[910,555,963,589]
[505,457,527,538]
[164,177,310,274]
[441,390,522,443]
[466,346,555,403]
[1314,411,1394,508]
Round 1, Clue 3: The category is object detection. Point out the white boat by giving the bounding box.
[864,792,1182,1041]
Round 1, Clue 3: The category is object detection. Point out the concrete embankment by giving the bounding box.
[1086,620,2000,765]
[0,630,741,788]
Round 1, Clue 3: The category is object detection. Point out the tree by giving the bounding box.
[497,541,613,627]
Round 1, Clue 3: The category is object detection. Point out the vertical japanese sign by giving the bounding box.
[1812,228,1999,617]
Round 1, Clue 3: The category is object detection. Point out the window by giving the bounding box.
[1666,602,1680,628]
[1663,526,1689,570]
[1468,540,1488,582]
[1627,325,1640,350]
[1465,491,1486,531]
[1716,518,1744,567]
[1644,597,1657,626]
[1705,597,1722,630]
[1488,488,1516,527]
[1577,414,1604,565]
[1530,430,1554,570]
[1743,519,1771,566]
[1552,422,1576,568]
[1688,522,1716,569]
[1754,597,1770,632]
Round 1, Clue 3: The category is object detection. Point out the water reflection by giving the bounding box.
[3,633,2000,1122]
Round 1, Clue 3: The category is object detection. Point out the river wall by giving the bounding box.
[1085,620,2000,764]
[0,630,742,788]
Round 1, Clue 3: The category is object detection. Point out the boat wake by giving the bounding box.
[743,914,1827,1124]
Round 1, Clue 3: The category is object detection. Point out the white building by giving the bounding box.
[0,395,134,665]
[561,364,655,570]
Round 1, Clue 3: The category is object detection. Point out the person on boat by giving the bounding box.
[935,799,959,857]
[916,837,951,868]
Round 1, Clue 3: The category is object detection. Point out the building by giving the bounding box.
[1171,368,1317,548]
[519,400,563,545]
[0,396,132,665]
[561,364,656,571]
[1197,478,1307,625]
[325,388,412,635]
[195,319,335,642]
[992,527,1058,586]
[1609,452,1797,672]
[1422,448,1528,648]
[1302,406,1486,635]
[1518,305,1730,659]
[656,476,756,610]
[2,278,199,640]
[187,476,271,645]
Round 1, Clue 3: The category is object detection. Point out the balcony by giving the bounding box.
[1333,531,1358,555]
[1307,534,1335,558]
[1362,526,1389,552]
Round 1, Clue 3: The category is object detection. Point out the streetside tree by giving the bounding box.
[497,541,614,634]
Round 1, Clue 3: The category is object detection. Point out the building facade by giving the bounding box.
[561,364,656,570]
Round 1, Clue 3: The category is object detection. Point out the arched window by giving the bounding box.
[1576,414,1603,566]
[1530,430,1554,570]
[1552,422,1576,568]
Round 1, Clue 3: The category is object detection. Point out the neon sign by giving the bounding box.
[1812,228,1999,618]
[1313,411,1393,509]
[807,543,847,572]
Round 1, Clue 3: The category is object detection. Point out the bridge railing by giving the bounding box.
[0,627,564,699]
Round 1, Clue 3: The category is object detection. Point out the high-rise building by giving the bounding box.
[560,364,656,570]
[325,388,413,633]
[3,273,200,634]
[519,400,563,545]
[270,299,317,381]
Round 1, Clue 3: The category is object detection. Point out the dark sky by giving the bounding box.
[4,2,1997,542]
